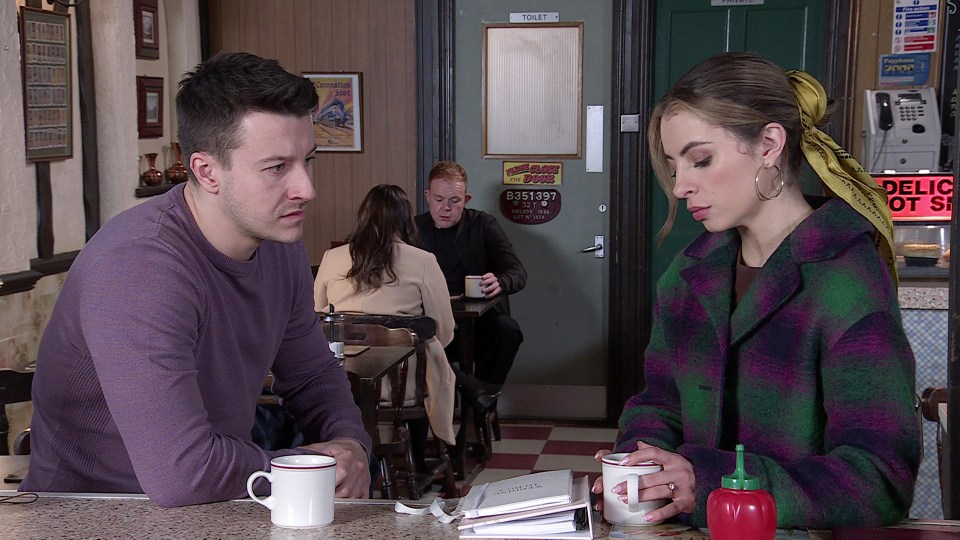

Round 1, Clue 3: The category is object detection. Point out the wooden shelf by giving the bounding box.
[134,183,176,198]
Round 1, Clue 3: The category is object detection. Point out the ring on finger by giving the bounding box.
[667,481,676,492]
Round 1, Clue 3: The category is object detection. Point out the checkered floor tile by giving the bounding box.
[464,422,619,491]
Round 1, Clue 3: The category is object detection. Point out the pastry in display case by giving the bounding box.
[894,224,949,268]
[901,243,942,266]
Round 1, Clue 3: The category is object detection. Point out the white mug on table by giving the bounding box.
[247,454,337,528]
[601,453,668,526]
[465,275,484,298]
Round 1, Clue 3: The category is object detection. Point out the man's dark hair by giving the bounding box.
[176,52,318,178]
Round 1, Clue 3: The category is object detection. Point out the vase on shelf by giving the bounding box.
[140,153,163,187]
[165,142,188,184]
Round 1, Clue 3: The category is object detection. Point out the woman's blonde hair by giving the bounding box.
[648,52,831,242]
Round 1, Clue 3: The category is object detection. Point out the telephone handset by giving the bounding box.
[876,92,893,131]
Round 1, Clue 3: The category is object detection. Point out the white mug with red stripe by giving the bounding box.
[247,455,337,528]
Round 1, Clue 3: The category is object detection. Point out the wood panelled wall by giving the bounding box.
[206,0,418,265]
[850,1,944,166]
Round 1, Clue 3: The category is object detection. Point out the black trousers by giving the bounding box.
[252,403,381,493]
[251,403,304,451]
[446,311,522,386]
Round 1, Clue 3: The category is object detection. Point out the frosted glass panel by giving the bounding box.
[483,24,582,158]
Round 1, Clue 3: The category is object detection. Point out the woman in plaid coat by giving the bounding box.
[594,52,920,529]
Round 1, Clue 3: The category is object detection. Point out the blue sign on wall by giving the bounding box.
[879,53,932,87]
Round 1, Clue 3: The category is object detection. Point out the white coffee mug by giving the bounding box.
[465,275,485,298]
[601,453,668,526]
[246,454,337,528]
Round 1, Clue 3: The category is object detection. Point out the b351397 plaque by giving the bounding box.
[499,189,561,225]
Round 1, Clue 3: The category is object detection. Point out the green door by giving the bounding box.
[649,0,826,287]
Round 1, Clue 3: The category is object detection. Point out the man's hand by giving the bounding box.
[301,438,370,498]
[480,273,502,298]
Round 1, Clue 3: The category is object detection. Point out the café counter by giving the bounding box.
[896,283,949,519]
[5,489,959,539]
[0,492,472,539]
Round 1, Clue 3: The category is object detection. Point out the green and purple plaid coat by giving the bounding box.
[617,198,920,529]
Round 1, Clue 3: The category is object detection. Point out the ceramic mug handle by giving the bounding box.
[247,471,276,510]
[627,473,639,513]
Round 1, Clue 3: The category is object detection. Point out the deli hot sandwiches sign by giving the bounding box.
[876,174,953,221]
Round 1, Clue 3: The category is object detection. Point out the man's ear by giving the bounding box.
[759,122,787,166]
[189,151,221,194]
[464,193,472,204]
[424,189,431,200]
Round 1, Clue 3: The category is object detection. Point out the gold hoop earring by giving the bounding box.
[755,164,784,201]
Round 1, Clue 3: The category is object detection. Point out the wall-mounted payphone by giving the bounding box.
[862,88,941,173]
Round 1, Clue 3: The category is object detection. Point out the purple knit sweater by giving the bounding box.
[21,184,370,506]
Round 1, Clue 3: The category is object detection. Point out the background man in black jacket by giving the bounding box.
[415,161,526,390]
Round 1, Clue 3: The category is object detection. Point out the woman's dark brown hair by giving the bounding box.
[346,184,419,291]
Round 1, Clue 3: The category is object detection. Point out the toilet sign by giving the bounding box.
[509,12,560,23]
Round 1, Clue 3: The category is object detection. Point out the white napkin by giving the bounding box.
[394,497,465,524]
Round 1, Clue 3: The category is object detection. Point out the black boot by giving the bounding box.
[451,365,502,413]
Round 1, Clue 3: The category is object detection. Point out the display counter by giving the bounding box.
[896,281,948,519]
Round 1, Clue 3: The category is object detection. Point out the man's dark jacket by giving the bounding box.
[415,208,526,315]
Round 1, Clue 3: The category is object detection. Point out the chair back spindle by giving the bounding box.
[334,314,455,500]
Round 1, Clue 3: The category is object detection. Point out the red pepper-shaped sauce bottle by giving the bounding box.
[706,444,777,540]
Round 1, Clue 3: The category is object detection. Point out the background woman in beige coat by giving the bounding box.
[314,184,457,454]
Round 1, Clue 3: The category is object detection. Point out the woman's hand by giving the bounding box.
[591,449,612,512]
[592,442,697,523]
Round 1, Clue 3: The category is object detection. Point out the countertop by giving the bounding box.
[898,285,948,310]
[0,492,830,540]
[0,494,471,539]
[3,488,954,539]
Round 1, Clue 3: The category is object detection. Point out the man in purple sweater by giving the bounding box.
[21,53,372,507]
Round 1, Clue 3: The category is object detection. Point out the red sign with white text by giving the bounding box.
[877,174,953,221]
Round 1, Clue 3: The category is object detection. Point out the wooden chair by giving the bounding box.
[342,323,417,499]
[342,316,458,500]
[0,369,34,456]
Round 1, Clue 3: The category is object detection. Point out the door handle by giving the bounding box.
[580,235,604,258]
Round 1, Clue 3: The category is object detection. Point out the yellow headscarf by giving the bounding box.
[785,70,899,285]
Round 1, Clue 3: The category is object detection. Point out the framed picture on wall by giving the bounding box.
[303,72,363,152]
[134,0,160,60]
[137,76,163,138]
[20,6,73,162]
